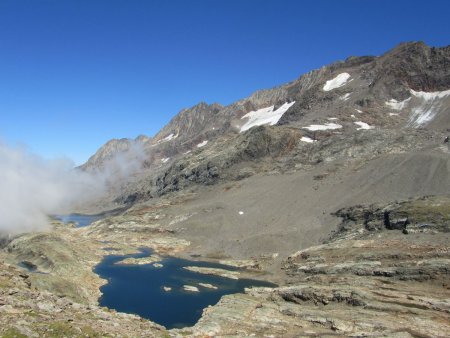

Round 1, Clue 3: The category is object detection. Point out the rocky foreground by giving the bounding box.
[1,196,449,337]
[176,197,450,337]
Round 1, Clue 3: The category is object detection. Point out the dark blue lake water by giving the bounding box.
[94,248,276,329]
[56,214,102,227]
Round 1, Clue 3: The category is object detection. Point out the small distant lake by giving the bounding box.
[95,248,276,329]
[56,214,102,227]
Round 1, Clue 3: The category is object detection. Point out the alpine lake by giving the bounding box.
[59,214,276,329]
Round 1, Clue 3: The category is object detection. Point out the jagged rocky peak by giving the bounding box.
[155,85,292,142]
[80,135,151,171]
[135,134,151,144]
[81,41,450,173]
[373,41,450,93]
[278,41,450,128]
[243,86,289,111]
[80,138,132,171]
[153,101,224,143]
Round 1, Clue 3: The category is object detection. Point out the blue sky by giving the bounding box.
[0,0,449,165]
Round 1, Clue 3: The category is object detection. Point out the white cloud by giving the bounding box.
[0,140,145,236]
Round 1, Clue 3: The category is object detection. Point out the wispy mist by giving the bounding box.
[0,140,145,235]
[93,141,146,183]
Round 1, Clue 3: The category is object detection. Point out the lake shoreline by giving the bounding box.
[94,246,276,329]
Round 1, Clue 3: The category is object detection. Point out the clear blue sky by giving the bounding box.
[0,0,449,165]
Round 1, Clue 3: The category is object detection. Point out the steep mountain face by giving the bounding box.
[80,136,152,172]
[279,42,450,127]
[81,41,450,208]
[81,138,133,171]
[154,102,224,145]
[372,41,450,92]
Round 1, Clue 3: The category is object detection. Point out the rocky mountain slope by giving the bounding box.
[80,41,450,209]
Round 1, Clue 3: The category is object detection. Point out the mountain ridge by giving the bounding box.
[83,41,449,170]
[80,41,450,209]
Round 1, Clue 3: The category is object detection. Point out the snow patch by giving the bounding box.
[153,133,179,146]
[411,89,450,100]
[238,211,244,215]
[303,123,342,131]
[407,89,450,128]
[354,121,374,130]
[197,140,208,148]
[240,101,296,132]
[350,115,356,118]
[301,136,315,143]
[164,133,178,141]
[184,150,192,155]
[355,109,363,113]
[327,117,338,121]
[340,93,351,101]
[385,98,411,110]
[389,113,399,116]
[323,73,351,91]
[161,157,170,163]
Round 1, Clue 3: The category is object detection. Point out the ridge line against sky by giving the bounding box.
[0,0,449,165]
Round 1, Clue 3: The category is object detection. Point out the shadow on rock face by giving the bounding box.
[0,234,15,249]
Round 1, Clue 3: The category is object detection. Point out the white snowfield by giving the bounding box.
[385,98,411,110]
[340,93,351,101]
[161,157,170,163]
[411,89,450,100]
[300,136,315,143]
[303,122,342,131]
[323,73,351,91]
[197,140,208,148]
[407,89,450,128]
[354,121,374,130]
[240,101,296,132]
[160,133,178,143]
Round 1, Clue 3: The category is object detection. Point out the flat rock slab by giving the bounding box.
[184,266,240,279]
[199,283,218,289]
[183,285,200,292]
[114,255,161,265]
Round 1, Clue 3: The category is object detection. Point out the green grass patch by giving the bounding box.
[1,328,28,338]
[399,197,450,224]
[0,279,13,289]
[45,323,80,337]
